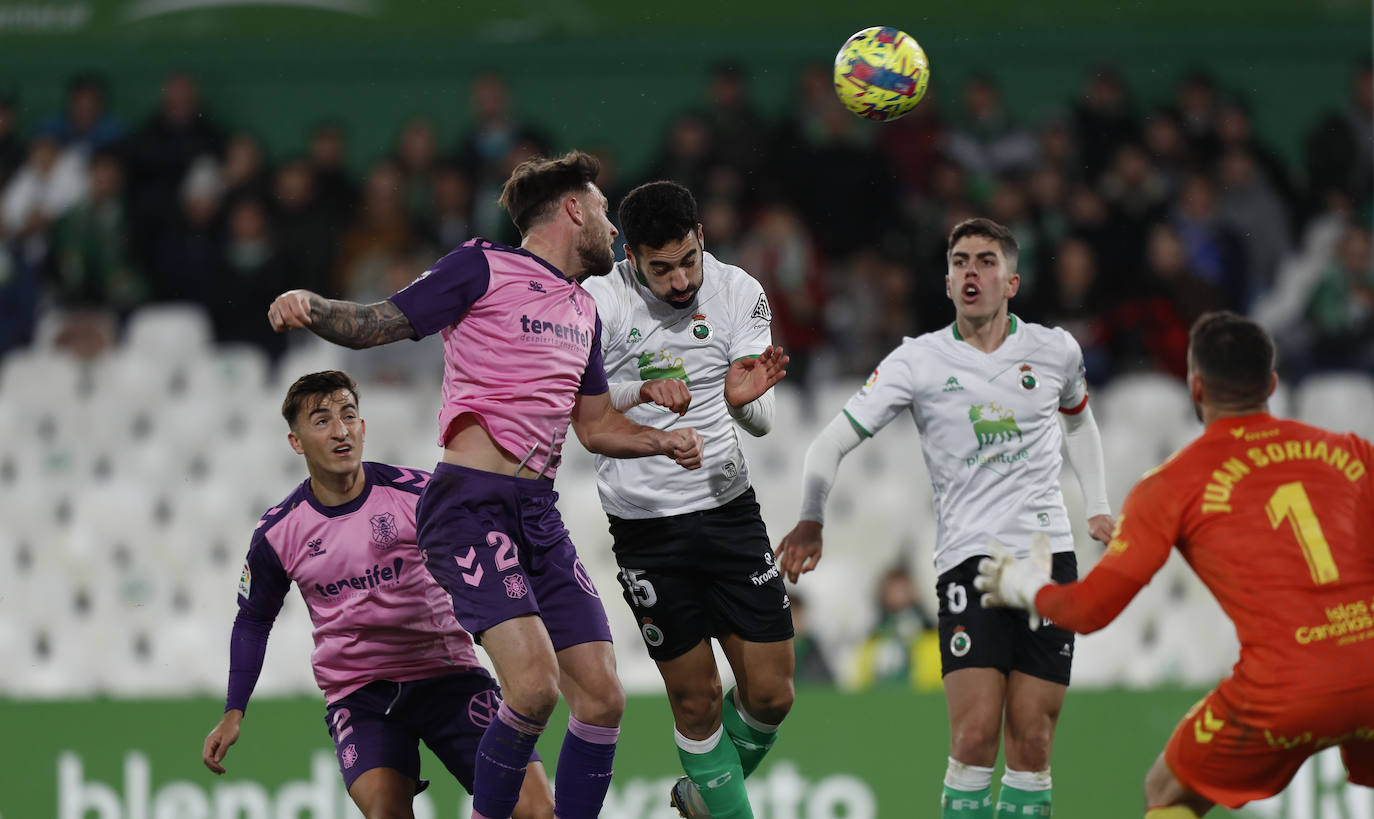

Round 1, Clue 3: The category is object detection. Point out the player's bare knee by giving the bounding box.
[669,688,722,735]
[950,725,1000,765]
[506,678,561,723]
[743,680,794,724]
[582,680,626,726]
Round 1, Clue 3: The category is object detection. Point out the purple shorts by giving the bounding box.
[323,667,540,792]
[417,462,612,650]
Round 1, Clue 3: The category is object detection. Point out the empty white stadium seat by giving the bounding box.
[1294,372,1374,440]
[123,303,214,362]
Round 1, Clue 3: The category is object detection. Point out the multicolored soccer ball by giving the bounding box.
[832,26,930,122]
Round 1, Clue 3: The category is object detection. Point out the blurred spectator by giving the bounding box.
[424,162,472,253]
[1216,148,1292,299]
[945,73,1037,194]
[306,120,359,228]
[394,116,439,224]
[1171,171,1246,309]
[875,85,946,201]
[124,71,226,273]
[1027,163,1071,271]
[339,250,445,387]
[334,160,414,298]
[1033,236,1110,383]
[699,61,768,194]
[220,131,272,205]
[1305,58,1373,213]
[151,155,223,303]
[1302,224,1374,372]
[1063,183,1131,298]
[1142,107,1189,197]
[1172,69,1221,164]
[1216,97,1296,215]
[828,249,914,375]
[773,67,901,259]
[0,93,23,190]
[736,203,828,390]
[1098,143,1170,271]
[849,563,937,690]
[50,149,146,315]
[1,134,88,272]
[456,71,552,238]
[1252,192,1353,368]
[1071,63,1140,183]
[1143,222,1222,330]
[789,591,834,685]
[987,177,1041,301]
[700,196,742,262]
[645,111,717,201]
[38,73,124,155]
[209,197,288,359]
[586,145,630,223]
[271,157,337,296]
[0,244,39,356]
[1036,117,1079,181]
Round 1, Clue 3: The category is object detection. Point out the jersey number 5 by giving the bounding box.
[1265,481,1339,585]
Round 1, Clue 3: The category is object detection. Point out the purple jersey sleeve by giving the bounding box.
[225,530,291,712]
[579,315,609,395]
[387,244,492,339]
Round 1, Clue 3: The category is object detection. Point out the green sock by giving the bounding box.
[676,727,753,819]
[721,687,778,778]
[942,786,994,818]
[996,768,1052,817]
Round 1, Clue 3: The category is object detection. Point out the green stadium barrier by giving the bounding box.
[1,688,1367,817]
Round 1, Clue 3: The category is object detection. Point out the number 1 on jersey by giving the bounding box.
[1265,481,1339,585]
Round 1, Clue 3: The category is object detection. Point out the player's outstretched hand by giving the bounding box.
[641,379,692,416]
[775,520,823,583]
[725,345,789,408]
[1086,513,1115,545]
[664,428,704,470]
[973,535,1053,631]
[202,709,244,775]
[268,289,318,332]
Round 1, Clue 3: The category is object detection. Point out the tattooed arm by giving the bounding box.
[267,289,414,349]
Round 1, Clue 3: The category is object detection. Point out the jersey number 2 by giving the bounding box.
[1265,482,1339,585]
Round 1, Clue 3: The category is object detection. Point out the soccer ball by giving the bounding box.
[832,26,930,122]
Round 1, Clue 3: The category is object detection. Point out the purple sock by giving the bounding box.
[472,702,544,819]
[554,717,619,819]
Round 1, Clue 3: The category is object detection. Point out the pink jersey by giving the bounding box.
[389,239,609,478]
[238,463,480,703]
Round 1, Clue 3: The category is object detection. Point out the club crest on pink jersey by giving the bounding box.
[503,574,529,599]
[370,513,398,551]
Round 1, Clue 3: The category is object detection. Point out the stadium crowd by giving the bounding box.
[0,60,1370,385]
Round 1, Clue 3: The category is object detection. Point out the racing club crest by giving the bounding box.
[370,513,399,551]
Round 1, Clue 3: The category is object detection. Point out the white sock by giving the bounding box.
[1001,766,1052,791]
[945,757,995,791]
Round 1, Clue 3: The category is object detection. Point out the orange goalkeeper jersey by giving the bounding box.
[1045,412,1374,701]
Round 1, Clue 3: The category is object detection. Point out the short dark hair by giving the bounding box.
[947,217,1019,265]
[618,180,699,252]
[281,370,359,428]
[498,151,601,236]
[1188,311,1275,409]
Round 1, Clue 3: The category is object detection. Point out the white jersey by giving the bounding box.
[842,316,1089,573]
[582,251,773,519]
